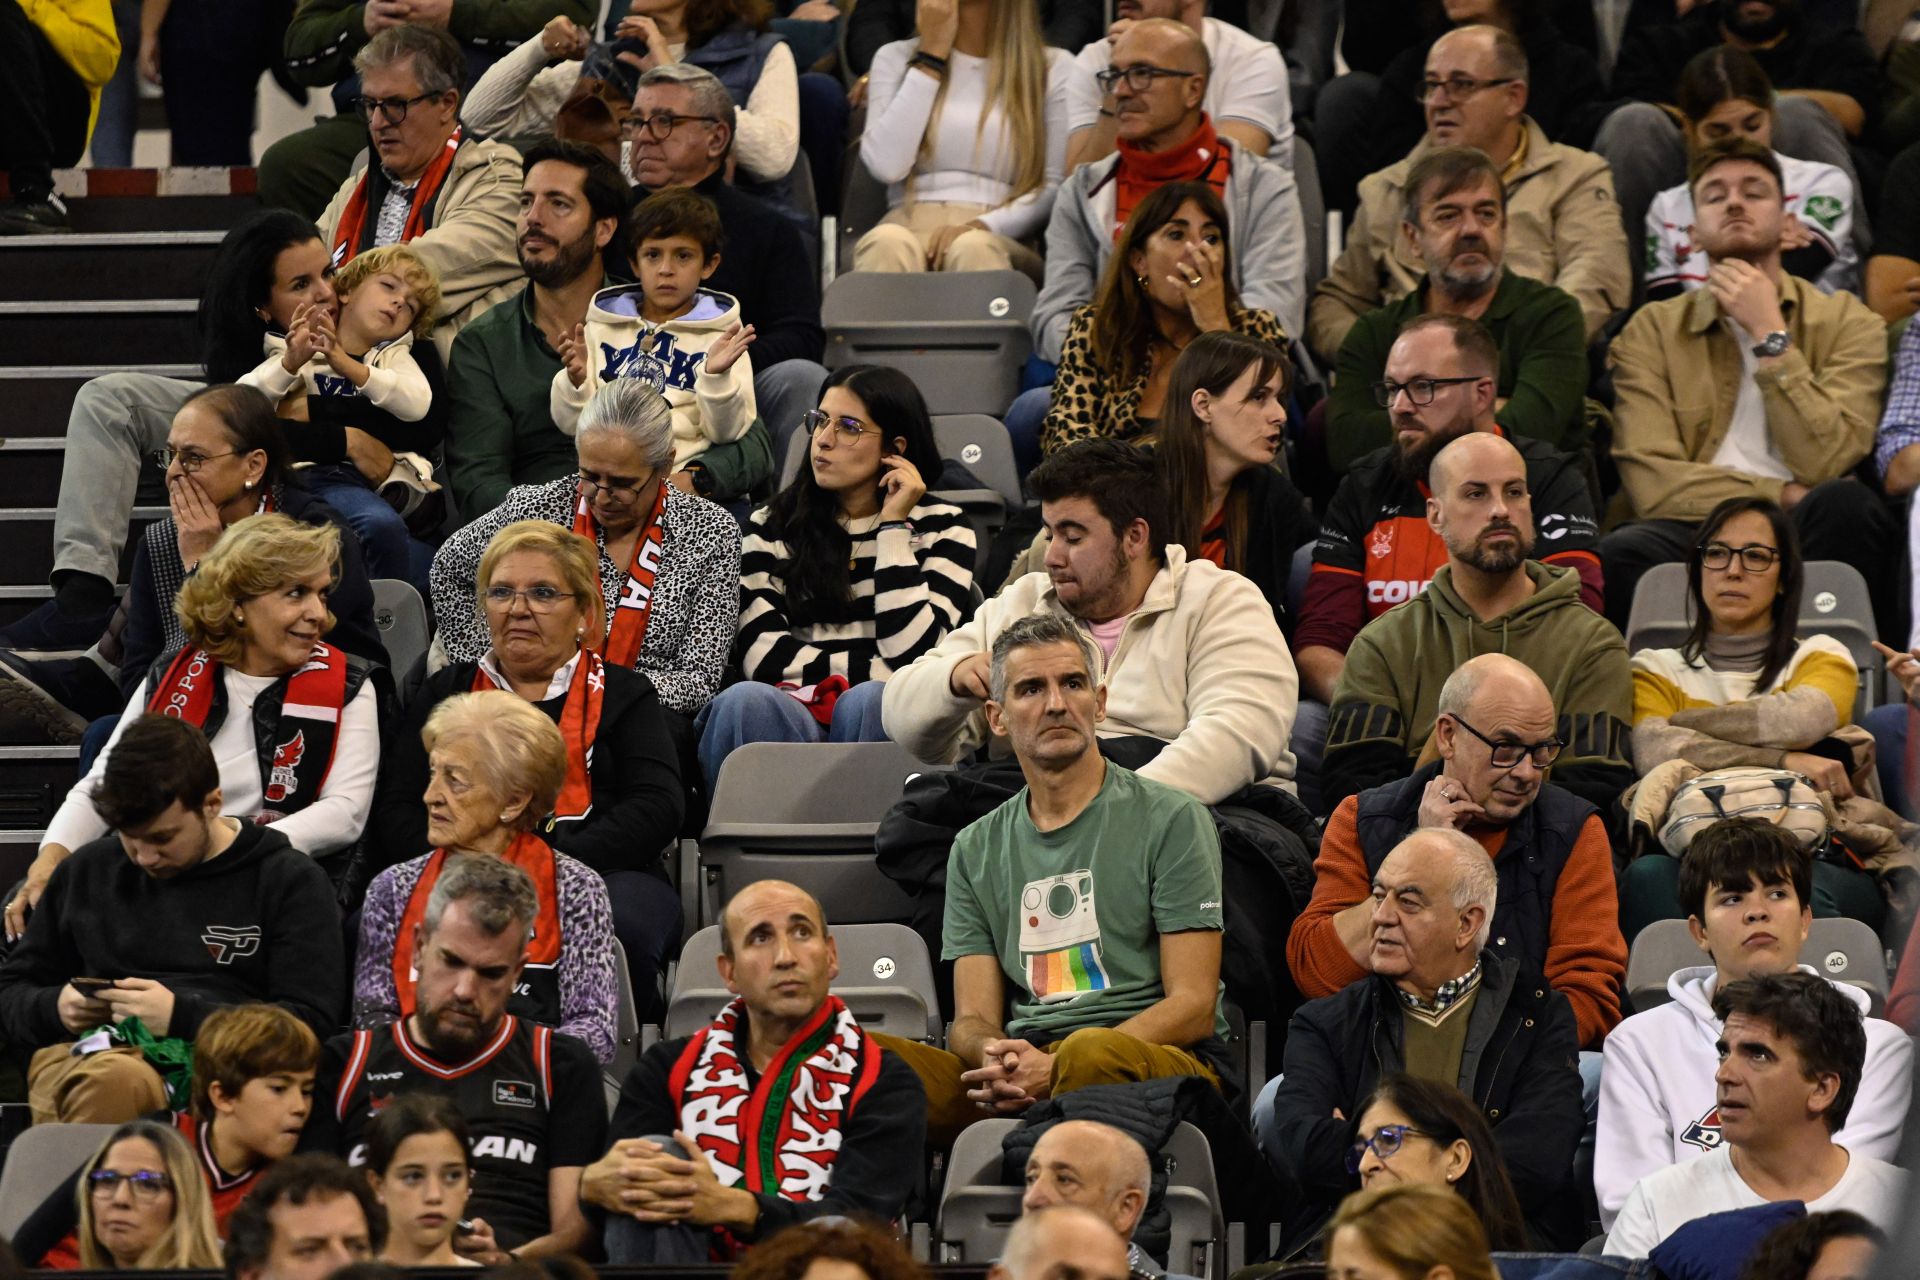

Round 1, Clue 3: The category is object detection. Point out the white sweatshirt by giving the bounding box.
[1594,963,1912,1229]
[240,330,433,423]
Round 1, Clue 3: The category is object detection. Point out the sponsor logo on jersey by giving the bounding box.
[495,1080,537,1109]
[1802,193,1843,231]
[202,925,262,965]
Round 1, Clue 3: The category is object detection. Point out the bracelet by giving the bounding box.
[910,50,950,75]
[877,519,915,534]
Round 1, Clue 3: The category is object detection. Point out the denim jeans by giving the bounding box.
[302,463,434,596]
[1004,385,1052,476]
[695,678,889,792]
[1864,701,1914,819]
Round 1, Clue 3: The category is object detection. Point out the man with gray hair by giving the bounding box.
[308,854,606,1257]
[991,1205,1132,1280]
[873,612,1234,1146]
[1261,824,1585,1246]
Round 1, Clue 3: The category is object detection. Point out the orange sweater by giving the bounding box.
[1286,797,1626,1047]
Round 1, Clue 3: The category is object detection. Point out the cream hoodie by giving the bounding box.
[549,285,756,471]
[242,329,432,422]
[880,544,1299,803]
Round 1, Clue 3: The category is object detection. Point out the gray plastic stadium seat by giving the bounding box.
[1162,1122,1227,1279]
[1626,916,1888,1015]
[1623,560,1883,715]
[822,270,1037,416]
[0,1122,115,1240]
[699,740,947,928]
[1294,134,1327,293]
[606,936,640,1113]
[663,922,940,1041]
[371,578,430,680]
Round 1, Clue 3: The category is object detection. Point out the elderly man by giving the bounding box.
[1021,1121,1190,1280]
[1322,144,1592,473]
[582,880,925,1264]
[226,1156,384,1280]
[1293,654,1625,1050]
[1261,827,1585,1246]
[1308,25,1628,364]
[306,856,604,1257]
[1322,433,1634,816]
[992,1205,1133,1280]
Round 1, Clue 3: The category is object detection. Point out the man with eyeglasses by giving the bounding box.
[1261,823,1585,1249]
[1600,138,1894,634]
[1307,24,1627,367]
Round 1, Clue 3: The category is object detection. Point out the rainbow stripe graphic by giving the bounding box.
[1026,943,1109,1001]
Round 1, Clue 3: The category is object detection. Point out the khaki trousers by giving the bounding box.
[28,1043,167,1125]
[851,200,1045,280]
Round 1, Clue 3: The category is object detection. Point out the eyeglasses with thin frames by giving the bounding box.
[89,1170,174,1201]
[1448,713,1565,770]
[1345,1125,1433,1176]
[577,475,645,507]
[619,112,721,140]
[1701,542,1780,573]
[1415,75,1517,104]
[483,585,581,613]
[351,91,445,124]
[1371,376,1482,408]
[801,410,877,443]
[1095,64,1200,94]
[152,447,239,474]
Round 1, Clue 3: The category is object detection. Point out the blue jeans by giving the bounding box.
[1865,701,1914,819]
[89,0,140,167]
[1004,386,1051,476]
[303,464,434,595]
[695,678,889,792]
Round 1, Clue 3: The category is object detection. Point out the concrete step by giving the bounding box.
[0,300,198,367]
[0,365,202,439]
[0,507,165,587]
[0,232,225,302]
[0,746,80,835]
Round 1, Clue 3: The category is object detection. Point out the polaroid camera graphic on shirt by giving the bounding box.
[1020,870,1109,1003]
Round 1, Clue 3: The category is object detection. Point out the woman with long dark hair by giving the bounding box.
[1346,1074,1529,1253]
[697,365,975,788]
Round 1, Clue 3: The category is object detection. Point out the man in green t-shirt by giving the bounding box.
[874,614,1230,1145]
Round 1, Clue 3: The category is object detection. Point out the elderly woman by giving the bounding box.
[355,690,619,1062]
[431,379,741,774]
[64,1121,222,1270]
[6,514,381,936]
[375,520,682,1009]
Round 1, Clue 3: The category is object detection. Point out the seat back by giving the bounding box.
[1624,918,1707,1012]
[664,922,941,1040]
[822,271,1037,415]
[1294,134,1327,292]
[934,1117,1022,1263]
[0,1122,115,1241]
[931,415,1025,511]
[1162,1122,1226,1278]
[1629,916,1890,1015]
[371,578,431,681]
[608,936,641,1089]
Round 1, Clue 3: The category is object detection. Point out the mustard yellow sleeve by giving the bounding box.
[1782,647,1860,728]
[1631,664,1688,725]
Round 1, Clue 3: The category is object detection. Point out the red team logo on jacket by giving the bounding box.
[265,731,306,804]
[1679,1105,1723,1151]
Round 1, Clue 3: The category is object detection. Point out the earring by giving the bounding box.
[243,480,253,491]
[1136,274,1147,288]
[499,812,513,824]
[234,610,245,623]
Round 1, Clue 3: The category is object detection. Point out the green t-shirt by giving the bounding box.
[942,762,1229,1043]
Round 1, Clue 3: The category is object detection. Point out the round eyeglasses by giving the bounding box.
[1345,1125,1433,1176]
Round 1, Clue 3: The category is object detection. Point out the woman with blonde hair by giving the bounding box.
[71,1121,223,1270]
[355,690,619,1061]
[852,0,1072,276]
[375,520,682,1023]
[1325,1182,1498,1280]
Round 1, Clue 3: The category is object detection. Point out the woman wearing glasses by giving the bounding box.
[852,0,1071,277]
[65,1121,222,1270]
[697,365,974,788]
[1619,495,1884,941]
[1344,1075,1528,1252]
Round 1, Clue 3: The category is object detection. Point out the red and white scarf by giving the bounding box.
[574,479,668,669]
[329,127,462,267]
[668,995,881,1257]
[471,651,604,819]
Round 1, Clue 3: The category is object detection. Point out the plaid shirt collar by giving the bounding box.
[1396,959,1483,1015]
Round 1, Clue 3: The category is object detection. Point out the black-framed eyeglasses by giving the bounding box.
[578,475,645,507]
[1095,64,1200,94]
[1416,75,1517,103]
[351,91,445,124]
[619,111,721,140]
[1371,376,1482,408]
[88,1170,174,1201]
[1701,542,1781,573]
[152,446,238,474]
[801,409,876,443]
[483,585,581,613]
[1345,1125,1433,1175]
[1448,714,1565,770]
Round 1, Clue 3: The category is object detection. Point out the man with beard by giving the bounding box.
[1600,0,1878,266]
[1308,25,1627,364]
[1600,139,1893,631]
[443,138,628,519]
[1322,145,1591,474]
[306,855,604,1257]
[1322,432,1634,818]
[1292,315,1599,811]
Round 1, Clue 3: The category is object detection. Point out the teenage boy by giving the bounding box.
[552,187,772,503]
[1596,819,1912,1230]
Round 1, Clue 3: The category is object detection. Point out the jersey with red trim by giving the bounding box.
[177,1112,266,1233]
[1296,432,1602,655]
[312,1016,606,1248]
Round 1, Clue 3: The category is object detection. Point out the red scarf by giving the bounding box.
[148,642,349,820]
[668,995,881,1260]
[574,479,668,668]
[470,652,605,820]
[392,833,563,1015]
[1113,113,1229,237]
[329,127,463,268]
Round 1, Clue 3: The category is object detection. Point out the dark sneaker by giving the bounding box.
[0,194,72,235]
[0,650,121,745]
[0,599,112,657]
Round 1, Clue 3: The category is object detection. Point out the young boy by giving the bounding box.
[1595,819,1911,1230]
[19,1003,323,1262]
[552,188,762,496]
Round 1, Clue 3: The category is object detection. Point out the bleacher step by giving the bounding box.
[0,300,197,367]
[0,506,165,587]
[0,232,225,302]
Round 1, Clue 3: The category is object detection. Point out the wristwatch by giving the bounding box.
[1751,330,1791,359]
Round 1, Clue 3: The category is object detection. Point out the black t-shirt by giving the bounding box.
[309,1016,607,1248]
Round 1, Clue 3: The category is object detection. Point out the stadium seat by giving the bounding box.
[822,270,1037,416]
[1622,561,1883,715]
[0,1122,115,1241]
[607,936,640,1111]
[834,156,890,279]
[1294,134,1327,294]
[1625,916,1889,1015]
[698,740,947,928]
[371,578,431,682]
[1162,1121,1228,1279]
[662,922,941,1041]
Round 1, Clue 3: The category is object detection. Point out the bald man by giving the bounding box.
[1019,1121,1166,1277]
[992,1205,1133,1280]
[1322,432,1633,826]
[582,881,926,1264]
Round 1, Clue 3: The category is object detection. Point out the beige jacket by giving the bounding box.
[880,545,1299,803]
[1306,116,1630,361]
[317,135,527,362]
[1611,273,1887,522]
